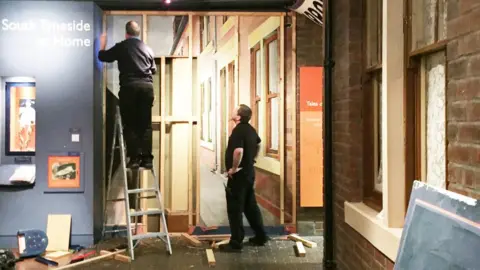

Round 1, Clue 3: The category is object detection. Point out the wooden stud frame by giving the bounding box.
[291,13,297,225]
[102,10,290,228]
[279,16,285,225]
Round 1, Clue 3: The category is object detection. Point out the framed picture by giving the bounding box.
[5,81,36,156]
[45,152,84,193]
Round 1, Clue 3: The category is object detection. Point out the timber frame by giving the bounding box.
[101,10,297,229]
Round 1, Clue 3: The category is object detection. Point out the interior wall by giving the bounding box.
[0,1,103,247]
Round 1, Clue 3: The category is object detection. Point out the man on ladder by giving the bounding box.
[99,20,156,169]
[98,21,172,260]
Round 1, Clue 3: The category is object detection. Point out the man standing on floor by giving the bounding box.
[221,104,269,252]
[98,21,156,169]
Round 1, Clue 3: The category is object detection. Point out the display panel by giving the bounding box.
[5,82,36,156]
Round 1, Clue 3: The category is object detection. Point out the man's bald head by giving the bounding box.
[125,21,141,37]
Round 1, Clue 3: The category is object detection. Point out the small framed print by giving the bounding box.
[45,152,84,193]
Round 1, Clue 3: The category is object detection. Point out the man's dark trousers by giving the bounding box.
[226,170,267,248]
[118,83,154,162]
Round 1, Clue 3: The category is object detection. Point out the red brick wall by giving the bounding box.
[294,15,324,223]
[446,1,480,199]
[332,0,479,269]
[330,0,395,268]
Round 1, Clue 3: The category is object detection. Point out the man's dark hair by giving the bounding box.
[237,104,252,123]
[125,21,141,37]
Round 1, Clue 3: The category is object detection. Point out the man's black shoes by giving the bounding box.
[139,159,153,170]
[126,158,140,170]
[248,236,270,246]
[218,244,243,253]
[127,157,153,170]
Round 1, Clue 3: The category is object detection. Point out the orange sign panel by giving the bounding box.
[299,67,324,207]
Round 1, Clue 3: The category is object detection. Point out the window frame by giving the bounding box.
[264,32,280,159]
[250,43,261,130]
[200,82,206,141]
[200,16,210,51]
[207,78,213,143]
[362,0,383,211]
[404,0,449,209]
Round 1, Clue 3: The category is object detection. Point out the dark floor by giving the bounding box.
[72,236,323,270]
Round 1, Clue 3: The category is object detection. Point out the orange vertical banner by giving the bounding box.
[299,67,324,207]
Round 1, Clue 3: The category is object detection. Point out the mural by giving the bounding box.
[5,82,36,156]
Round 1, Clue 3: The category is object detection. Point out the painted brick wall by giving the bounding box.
[295,15,324,225]
[446,1,480,199]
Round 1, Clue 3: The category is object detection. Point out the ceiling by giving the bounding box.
[86,0,295,11]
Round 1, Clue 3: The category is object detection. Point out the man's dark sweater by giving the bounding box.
[98,37,156,87]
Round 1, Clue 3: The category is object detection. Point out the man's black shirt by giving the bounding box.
[98,38,156,87]
[225,122,261,175]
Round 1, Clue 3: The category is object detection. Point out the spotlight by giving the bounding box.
[165,0,171,3]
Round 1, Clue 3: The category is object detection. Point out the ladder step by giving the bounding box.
[130,209,163,217]
[128,188,157,194]
[132,232,169,241]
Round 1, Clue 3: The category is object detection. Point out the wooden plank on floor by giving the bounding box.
[206,249,216,267]
[195,234,231,241]
[212,239,229,249]
[294,241,306,257]
[182,233,202,246]
[287,234,317,248]
[100,250,132,263]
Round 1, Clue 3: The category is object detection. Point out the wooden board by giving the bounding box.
[55,249,126,270]
[46,214,71,252]
[294,241,306,257]
[182,233,202,246]
[205,249,216,267]
[287,234,317,248]
[100,250,132,263]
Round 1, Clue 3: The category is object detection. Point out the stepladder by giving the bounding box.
[102,105,172,260]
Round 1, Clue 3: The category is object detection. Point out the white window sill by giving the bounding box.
[344,201,403,262]
[200,140,214,151]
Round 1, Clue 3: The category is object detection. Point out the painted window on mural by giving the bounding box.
[5,81,36,156]
[250,44,261,129]
[363,0,383,210]
[200,16,210,51]
[207,78,214,142]
[423,51,447,188]
[411,0,447,51]
[264,32,280,158]
[201,79,213,143]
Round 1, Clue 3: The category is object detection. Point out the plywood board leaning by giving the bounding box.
[206,249,216,267]
[46,214,72,252]
[287,234,317,248]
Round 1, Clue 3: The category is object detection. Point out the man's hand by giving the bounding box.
[227,167,242,178]
[99,33,107,50]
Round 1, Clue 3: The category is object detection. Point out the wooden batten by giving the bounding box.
[188,14,194,227]
[160,56,166,206]
[291,13,297,225]
[279,16,285,225]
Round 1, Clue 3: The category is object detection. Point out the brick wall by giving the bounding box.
[446,1,480,199]
[331,0,480,269]
[294,15,324,225]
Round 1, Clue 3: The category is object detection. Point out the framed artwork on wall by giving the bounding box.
[45,152,84,193]
[5,81,36,156]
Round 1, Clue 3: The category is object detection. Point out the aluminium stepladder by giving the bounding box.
[101,105,172,260]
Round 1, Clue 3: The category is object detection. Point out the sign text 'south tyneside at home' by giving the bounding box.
[1,19,92,47]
